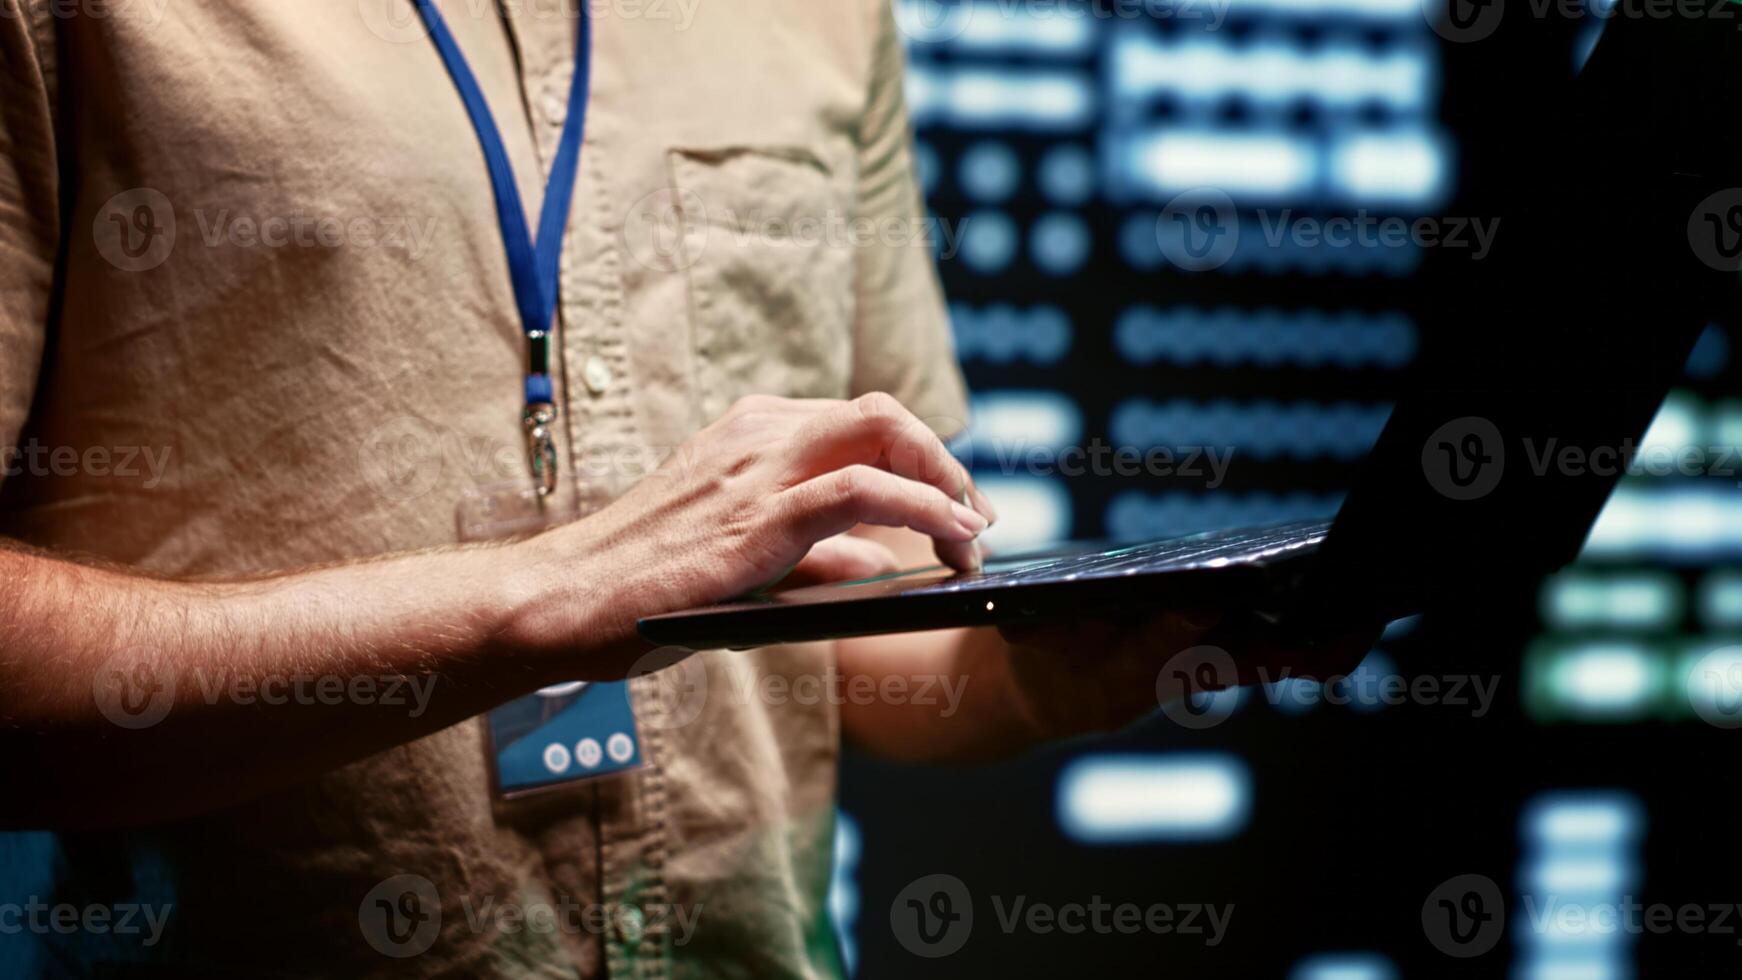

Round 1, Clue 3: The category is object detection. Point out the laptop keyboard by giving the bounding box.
[909,519,1333,595]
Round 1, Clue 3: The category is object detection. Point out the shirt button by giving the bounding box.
[543,67,572,128]
[615,905,645,944]
[583,356,613,395]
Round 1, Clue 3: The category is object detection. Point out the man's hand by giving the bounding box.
[0,392,993,828]
[836,526,1383,762]
[506,393,995,668]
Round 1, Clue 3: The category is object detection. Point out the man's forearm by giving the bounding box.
[0,540,588,830]
[836,526,1047,763]
[0,393,1003,827]
[837,622,1046,764]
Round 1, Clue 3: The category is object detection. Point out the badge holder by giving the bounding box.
[459,482,646,801]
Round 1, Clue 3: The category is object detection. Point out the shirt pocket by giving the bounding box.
[668,145,855,420]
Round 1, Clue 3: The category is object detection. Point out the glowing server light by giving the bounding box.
[957,209,1019,273]
[1108,398,1391,460]
[1221,0,1421,16]
[1106,490,1343,540]
[1038,144,1095,206]
[1029,212,1090,275]
[1057,754,1252,843]
[1515,792,1642,980]
[966,391,1084,454]
[972,475,1072,553]
[1539,572,1682,631]
[1582,485,1742,560]
[1681,643,1742,727]
[1515,954,1629,980]
[1526,856,1633,896]
[905,65,1095,131]
[958,141,1021,203]
[951,303,1073,365]
[1110,33,1431,114]
[1288,952,1399,980]
[1637,391,1701,460]
[949,0,1097,53]
[1542,642,1662,718]
[828,812,862,976]
[1710,397,1742,448]
[1114,306,1416,369]
[1134,129,1318,198]
[1522,794,1643,850]
[1329,131,1448,205]
[1698,572,1742,627]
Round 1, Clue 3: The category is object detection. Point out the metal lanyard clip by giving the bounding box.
[523,401,558,498]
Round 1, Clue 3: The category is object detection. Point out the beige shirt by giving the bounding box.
[0,0,967,976]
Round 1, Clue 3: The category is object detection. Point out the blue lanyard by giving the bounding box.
[410,0,592,497]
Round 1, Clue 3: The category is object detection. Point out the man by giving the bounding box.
[0,0,1355,975]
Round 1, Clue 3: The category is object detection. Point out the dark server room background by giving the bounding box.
[834,1,1742,977]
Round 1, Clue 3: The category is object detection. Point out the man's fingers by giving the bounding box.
[778,465,986,572]
[788,393,991,522]
[782,535,903,588]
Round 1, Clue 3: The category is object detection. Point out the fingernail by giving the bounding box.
[969,485,998,524]
[951,501,988,535]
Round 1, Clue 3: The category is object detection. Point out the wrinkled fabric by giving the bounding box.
[0,0,967,976]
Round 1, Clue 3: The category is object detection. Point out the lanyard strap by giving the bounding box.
[410,0,593,496]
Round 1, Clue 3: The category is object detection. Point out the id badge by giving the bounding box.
[458,482,646,799]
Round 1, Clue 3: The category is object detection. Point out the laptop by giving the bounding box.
[639,13,1734,651]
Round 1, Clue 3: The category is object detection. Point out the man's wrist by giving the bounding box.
[490,526,644,679]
